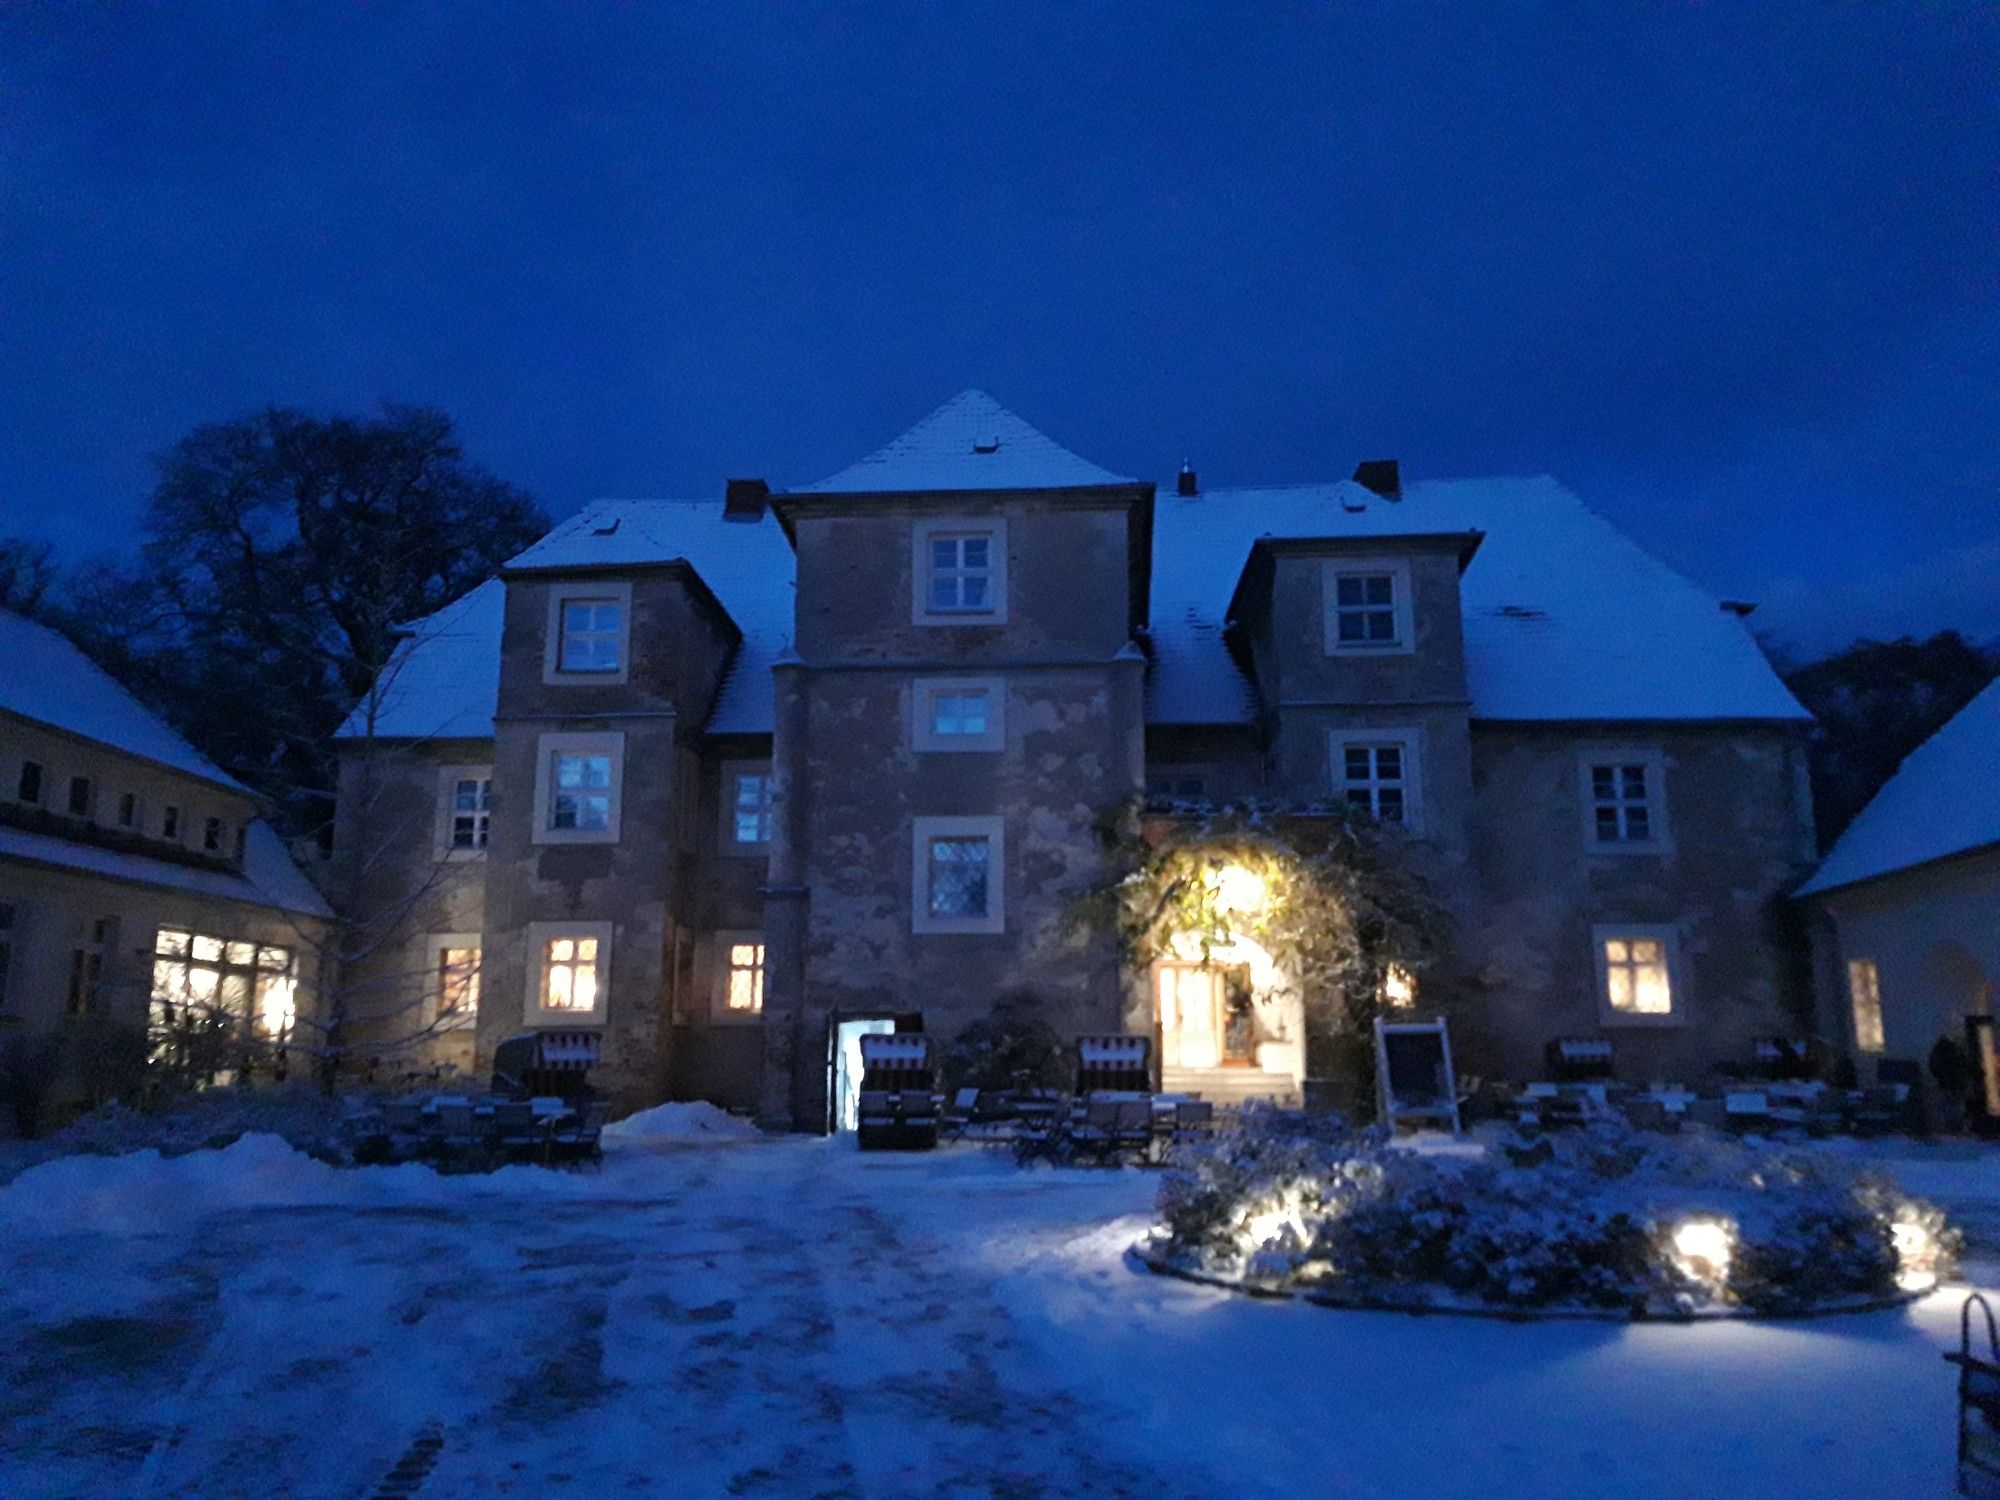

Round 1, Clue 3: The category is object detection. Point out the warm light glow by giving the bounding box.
[1382,964,1416,1009]
[1235,1186,1311,1253]
[1210,863,1269,916]
[726,942,765,1012]
[1605,936,1673,1015]
[257,974,296,1038]
[1671,1218,1734,1283]
[544,935,599,1012]
[1891,1215,1940,1293]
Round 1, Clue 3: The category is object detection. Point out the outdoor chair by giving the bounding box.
[1848,1083,1913,1137]
[1112,1099,1155,1161]
[1170,1098,1216,1143]
[490,1099,543,1161]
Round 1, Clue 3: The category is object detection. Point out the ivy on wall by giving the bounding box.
[1076,798,1455,1089]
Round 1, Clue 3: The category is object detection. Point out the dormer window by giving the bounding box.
[913,519,1008,625]
[1323,557,1416,655]
[543,581,632,684]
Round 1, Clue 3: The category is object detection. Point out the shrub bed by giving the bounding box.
[1148,1111,1957,1319]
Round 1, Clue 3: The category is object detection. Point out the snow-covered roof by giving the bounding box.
[1797,676,2000,898]
[338,502,798,741]
[1150,477,1809,726]
[790,390,1135,495]
[0,819,332,920]
[334,579,507,742]
[0,610,249,793]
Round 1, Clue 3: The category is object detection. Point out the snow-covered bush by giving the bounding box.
[1151,1114,1959,1318]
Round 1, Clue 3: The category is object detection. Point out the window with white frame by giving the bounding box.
[1586,758,1666,848]
[1333,733,1421,830]
[543,581,632,683]
[722,763,773,849]
[533,733,623,844]
[913,678,1004,752]
[718,936,765,1015]
[1847,957,1885,1053]
[912,815,1005,933]
[913,519,1007,625]
[441,769,492,853]
[1323,560,1412,653]
[527,922,611,1023]
[437,943,481,1022]
[1594,926,1681,1024]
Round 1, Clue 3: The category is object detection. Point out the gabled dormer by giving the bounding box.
[1223,466,1484,720]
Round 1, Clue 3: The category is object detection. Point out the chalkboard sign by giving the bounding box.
[1374,1018,1462,1136]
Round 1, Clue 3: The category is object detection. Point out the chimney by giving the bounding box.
[724,477,770,522]
[1352,459,1401,500]
[1176,461,1198,497]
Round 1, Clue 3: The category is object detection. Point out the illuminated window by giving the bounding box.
[439,945,481,1020]
[558,598,623,673]
[723,940,765,1014]
[1847,958,1885,1053]
[914,519,1008,625]
[150,927,297,1072]
[1596,926,1679,1024]
[728,769,773,846]
[541,934,601,1014]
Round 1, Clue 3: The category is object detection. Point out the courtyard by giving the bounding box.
[1,1125,1994,1499]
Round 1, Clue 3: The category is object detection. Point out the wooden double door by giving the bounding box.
[1154,962,1256,1070]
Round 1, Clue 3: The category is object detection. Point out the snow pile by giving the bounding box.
[603,1100,759,1142]
[1152,1114,1957,1318]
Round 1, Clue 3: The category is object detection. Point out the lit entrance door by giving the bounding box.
[831,1017,897,1132]
[1155,963,1256,1071]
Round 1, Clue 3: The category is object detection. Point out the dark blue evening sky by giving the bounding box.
[0,4,1993,655]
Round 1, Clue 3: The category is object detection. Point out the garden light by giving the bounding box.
[1670,1218,1734,1284]
[1891,1214,1940,1293]
[1210,862,1269,916]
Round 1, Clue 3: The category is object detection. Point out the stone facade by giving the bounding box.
[327,395,1822,1127]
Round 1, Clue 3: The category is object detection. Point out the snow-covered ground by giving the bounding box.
[1,1130,1994,1499]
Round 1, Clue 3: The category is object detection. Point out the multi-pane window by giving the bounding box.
[1590,763,1656,844]
[151,928,297,1040]
[17,760,42,804]
[723,941,765,1013]
[1599,931,1675,1019]
[117,792,138,828]
[541,935,600,1013]
[931,690,991,739]
[67,917,112,1015]
[927,533,995,614]
[67,776,92,817]
[549,753,613,832]
[162,805,181,840]
[1847,958,1885,1053]
[1147,771,1209,802]
[1332,572,1398,647]
[1341,743,1408,825]
[203,816,223,852]
[439,946,481,1020]
[927,836,991,919]
[557,598,623,674]
[730,771,773,846]
[450,776,492,850]
[0,902,13,1014]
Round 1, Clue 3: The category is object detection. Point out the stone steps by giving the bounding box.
[1160,1068,1301,1108]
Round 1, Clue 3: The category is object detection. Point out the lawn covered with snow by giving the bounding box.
[1,1124,1994,1499]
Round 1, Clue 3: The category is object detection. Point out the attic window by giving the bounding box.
[971,437,1000,454]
